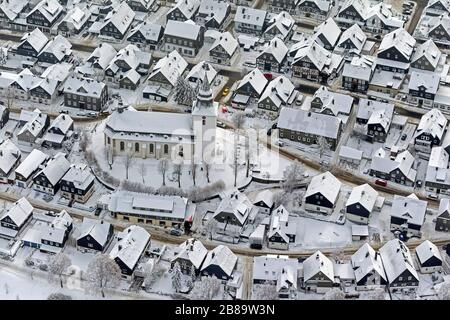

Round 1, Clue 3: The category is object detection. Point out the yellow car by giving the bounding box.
[222,87,230,96]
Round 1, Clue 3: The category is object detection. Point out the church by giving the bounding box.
[103,72,218,163]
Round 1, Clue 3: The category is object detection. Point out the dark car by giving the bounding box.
[169,228,183,236]
[267,128,272,136]
[416,180,423,188]
[94,208,102,216]
[401,133,407,141]
[271,122,278,129]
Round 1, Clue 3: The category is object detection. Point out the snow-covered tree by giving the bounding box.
[122,153,134,180]
[173,163,182,188]
[143,263,166,289]
[174,75,196,106]
[190,161,198,186]
[158,159,170,186]
[189,276,221,300]
[172,262,182,293]
[438,282,450,300]
[317,136,332,159]
[232,139,240,187]
[204,163,211,183]
[322,288,345,300]
[253,281,278,300]
[281,160,304,193]
[47,293,72,300]
[232,111,246,130]
[204,219,218,240]
[48,253,72,288]
[139,162,146,184]
[86,254,121,298]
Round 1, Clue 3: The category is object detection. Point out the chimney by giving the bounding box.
[100,220,104,224]
[212,252,215,259]
[274,40,277,48]
[127,228,131,233]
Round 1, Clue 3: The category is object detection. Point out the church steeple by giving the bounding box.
[196,64,213,108]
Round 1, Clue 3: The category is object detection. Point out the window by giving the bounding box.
[202,116,206,126]
[123,216,129,221]
[135,142,139,152]
[107,137,110,144]
[164,144,169,154]
[120,141,125,151]
[150,144,154,153]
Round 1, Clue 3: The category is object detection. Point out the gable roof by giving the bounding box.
[172,238,207,269]
[86,43,117,70]
[210,31,238,56]
[379,239,419,284]
[0,0,28,21]
[168,0,200,20]
[198,0,230,26]
[19,28,49,53]
[201,245,237,277]
[0,139,20,174]
[351,243,387,284]
[378,28,416,61]
[312,86,354,116]
[415,240,442,265]
[128,21,164,42]
[39,35,72,61]
[48,114,73,135]
[414,108,447,140]
[346,183,378,212]
[292,40,343,74]
[408,71,440,95]
[77,218,112,247]
[186,61,217,84]
[164,19,202,41]
[34,152,70,186]
[102,1,135,35]
[236,68,268,96]
[336,23,366,53]
[305,171,342,203]
[265,11,295,39]
[235,6,267,27]
[253,190,274,208]
[63,76,106,99]
[15,149,48,180]
[411,39,442,69]
[61,163,94,190]
[391,194,427,226]
[258,36,288,64]
[213,190,253,226]
[0,197,33,227]
[149,50,188,87]
[27,0,63,24]
[258,76,295,107]
[313,18,341,48]
[303,250,334,282]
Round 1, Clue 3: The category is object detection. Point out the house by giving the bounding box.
[99,2,135,40]
[379,239,419,292]
[356,99,394,142]
[234,68,268,98]
[40,62,72,86]
[63,76,109,111]
[351,225,369,241]
[249,224,265,249]
[15,149,49,188]
[60,164,95,204]
[142,85,171,102]
[268,0,299,14]
[0,0,29,30]
[267,205,296,250]
[356,99,393,124]
[411,40,442,72]
[278,107,343,150]
[310,86,354,124]
[264,11,295,41]
[0,197,33,239]
[252,255,298,299]
[253,190,274,214]
[346,184,379,224]
[312,18,341,50]
[79,43,117,77]
[26,0,64,33]
[127,0,156,12]
[42,114,74,148]
[291,40,343,84]
[17,109,50,144]
[339,146,363,167]
[234,6,267,35]
[185,61,217,87]
[201,245,237,280]
[436,198,450,232]
[106,191,193,228]
[390,194,427,238]
[350,243,387,290]
[22,210,73,253]
[57,6,92,36]
[408,71,441,108]
[376,28,416,73]
[302,251,335,293]
[77,218,114,253]
[425,147,450,198]
[296,0,331,21]
[414,109,447,153]
[257,76,296,117]
[197,0,231,30]
[209,31,238,66]
[424,0,450,16]
[127,21,164,50]
[370,149,417,186]
[147,50,188,89]
[33,152,70,195]
[171,238,208,274]
[163,20,204,58]
[212,190,257,229]
[167,0,200,22]
[415,240,443,273]
[335,24,367,57]
[0,105,9,129]
[256,37,288,72]
[0,139,21,183]
[29,78,59,105]
[37,35,72,64]
[426,14,450,47]
[16,28,49,57]
[109,225,151,278]
[304,171,341,214]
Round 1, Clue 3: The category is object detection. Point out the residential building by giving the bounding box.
[209,31,238,66]
[304,171,341,214]
[376,28,416,73]
[63,76,109,111]
[436,198,450,232]
[196,0,231,30]
[257,76,297,116]
[345,184,379,224]
[42,114,74,148]
[201,245,238,280]
[264,11,295,41]
[296,0,331,21]
[390,194,427,238]
[147,50,188,89]
[16,28,49,57]
[17,109,50,144]
[267,205,296,250]
[77,218,114,253]
[99,2,135,39]
[127,21,164,50]
[32,152,70,195]
[252,190,274,214]
[167,0,200,22]
[171,238,208,274]
[163,20,205,58]
[57,6,92,36]
[350,243,387,290]
[60,164,95,204]
[0,139,21,183]
[37,35,72,64]
[26,0,64,33]
[15,149,48,188]
[302,251,335,293]
[212,190,257,228]
[370,149,417,186]
[256,37,288,72]
[342,55,375,93]
[0,197,33,239]
[234,6,267,35]
[313,18,341,50]
[415,240,443,273]
[234,68,268,98]
[414,108,447,153]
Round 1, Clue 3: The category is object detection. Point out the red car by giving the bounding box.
[263,73,273,80]
[375,179,387,187]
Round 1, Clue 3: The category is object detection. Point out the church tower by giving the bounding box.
[192,64,218,163]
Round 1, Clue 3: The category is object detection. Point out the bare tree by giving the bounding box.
[204,163,211,183]
[143,263,166,290]
[86,254,121,298]
[281,160,304,193]
[139,162,147,184]
[48,253,72,288]
[171,262,182,293]
[158,159,170,186]
[317,136,332,159]
[173,163,182,188]
[232,111,246,131]
[5,87,15,110]
[322,288,345,300]
[204,219,218,240]
[47,293,72,300]
[122,153,134,180]
[189,276,221,300]
[232,140,239,187]
[438,282,450,300]
[190,161,198,186]
[253,281,279,300]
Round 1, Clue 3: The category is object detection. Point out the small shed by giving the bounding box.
[249,224,265,249]
[351,225,369,241]
[339,146,363,165]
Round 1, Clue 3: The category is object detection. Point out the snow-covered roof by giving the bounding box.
[101,2,135,35]
[236,68,268,96]
[357,98,394,122]
[106,44,151,74]
[19,28,49,53]
[34,152,70,186]
[172,238,207,269]
[164,19,202,41]
[278,107,342,139]
[77,218,112,247]
[198,0,230,26]
[253,190,274,208]
[312,86,354,116]
[0,197,33,227]
[428,14,450,38]
[106,108,193,137]
[367,107,393,131]
[408,71,440,95]
[252,255,299,283]
[391,194,427,227]
[299,0,331,12]
[371,150,417,182]
[305,171,341,204]
[234,6,266,27]
[313,18,341,48]
[0,139,21,175]
[109,225,151,270]
[346,183,378,212]
[149,50,188,87]
[128,21,164,42]
[293,40,343,74]
[414,108,447,141]
[210,31,238,56]
[168,0,200,20]
[201,245,237,277]
[27,0,63,24]
[86,43,117,70]
[351,243,387,284]
[15,149,48,180]
[213,190,253,226]
[303,250,334,282]
[258,37,288,64]
[415,240,443,265]
[336,23,366,53]
[342,55,375,81]
[339,145,362,161]
[265,11,295,39]
[411,40,441,70]
[39,35,72,61]
[186,61,217,85]
[63,76,106,99]
[378,28,416,61]
[379,239,419,285]
[48,114,73,135]
[60,6,91,31]
[61,163,94,191]
[258,76,295,107]
[0,0,28,21]
[429,147,449,169]
[41,62,72,83]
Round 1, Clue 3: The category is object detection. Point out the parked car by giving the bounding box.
[217,121,226,128]
[416,180,423,187]
[267,128,272,136]
[222,87,230,96]
[243,60,256,68]
[263,73,273,80]
[169,228,183,236]
[43,194,53,202]
[375,179,387,187]
[60,109,70,114]
[401,133,407,141]
[277,140,285,147]
[94,208,102,216]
